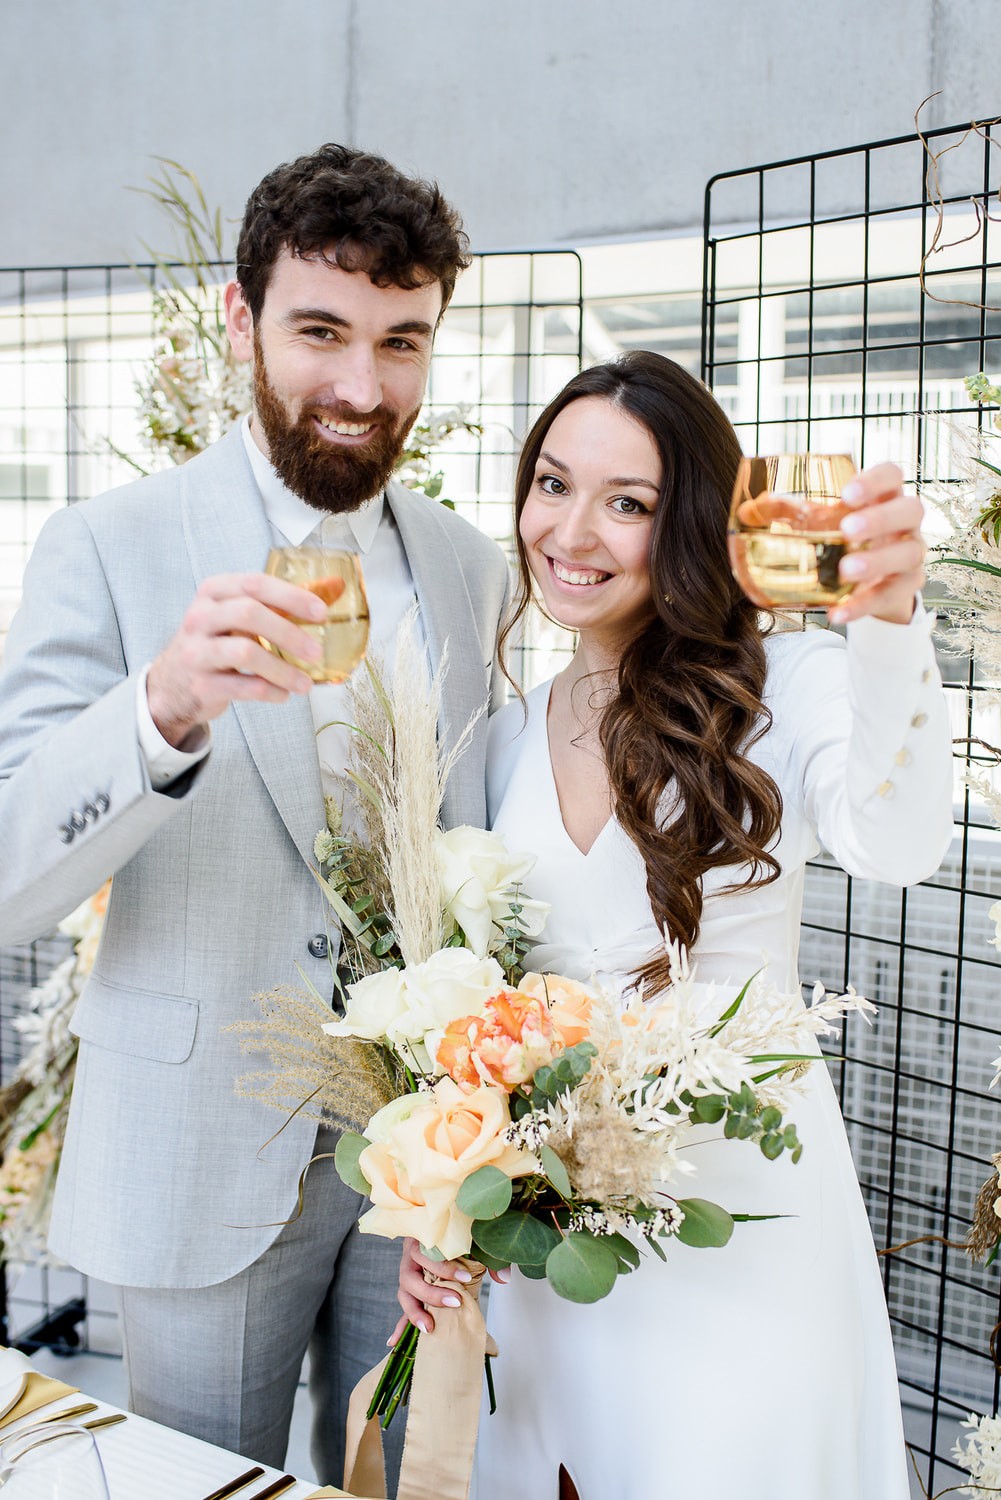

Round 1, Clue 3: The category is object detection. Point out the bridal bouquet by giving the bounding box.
[238,611,872,1488]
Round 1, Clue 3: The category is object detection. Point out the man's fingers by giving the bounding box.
[195,572,329,621]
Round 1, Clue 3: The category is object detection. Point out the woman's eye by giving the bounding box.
[610,495,650,516]
[538,474,567,496]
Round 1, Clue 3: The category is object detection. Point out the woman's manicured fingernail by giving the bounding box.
[840,554,866,580]
[417,1318,430,1333]
[386,1335,397,1347]
[840,513,865,537]
[829,607,849,624]
[442,1293,461,1307]
[495,1268,511,1283]
[454,1268,472,1283]
[842,480,865,504]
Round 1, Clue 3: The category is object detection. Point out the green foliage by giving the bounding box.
[540,1144,572,1199]
[545,1232,619,1303]
[674,1198,734,1249]
[527,1042,597,1108]
[333,1131,371,1194]
[455,1164,513,1221]
[472,1210,560,1267]
[711,1081,804,1164]
[493,887,534,986]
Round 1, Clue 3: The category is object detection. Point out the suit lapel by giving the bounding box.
[386,480,489,827]
[179,428,325,869]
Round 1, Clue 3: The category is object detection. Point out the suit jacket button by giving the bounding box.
[70,811,86,832]
[308,933,329,959]
[83,803,99,823]
[96,792,111,813]
[58,825,75,844]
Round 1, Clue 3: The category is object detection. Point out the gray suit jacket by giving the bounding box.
[0,425,510,1287]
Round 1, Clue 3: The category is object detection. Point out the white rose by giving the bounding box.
[322,967,408,1042]
[388,947,505,1069]
[435,826,549,958]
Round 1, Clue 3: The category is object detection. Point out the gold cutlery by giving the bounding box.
[26,1401,99,1426]
[247,1476,297,1500]
[82,1413,127,1432]
[201,1465,266,1500]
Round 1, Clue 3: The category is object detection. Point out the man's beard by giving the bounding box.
[252,336,419,515]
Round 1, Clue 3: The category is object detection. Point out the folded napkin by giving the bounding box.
[305,1490,352,1498]
[0,1347,78,1429]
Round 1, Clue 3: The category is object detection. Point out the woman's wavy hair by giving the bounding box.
[501,351,783,993]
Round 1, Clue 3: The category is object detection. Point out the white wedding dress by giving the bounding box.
[474,614,953,1500]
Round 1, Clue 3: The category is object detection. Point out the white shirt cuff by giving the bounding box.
[136,664,211,790]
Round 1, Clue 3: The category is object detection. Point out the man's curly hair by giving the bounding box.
[235,143,471,322]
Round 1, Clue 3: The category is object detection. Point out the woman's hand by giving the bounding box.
[388,1237,511,1347]
[829,462,926,627]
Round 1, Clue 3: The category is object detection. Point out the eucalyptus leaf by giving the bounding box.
[603,1231,642,1271]
[540,1144,572,1199]
[334,1131,371,1194]
[456,1165,513,1221]
[474,1211,559,1266]
[545,1233,619,1303]
[674,1198,734,1249]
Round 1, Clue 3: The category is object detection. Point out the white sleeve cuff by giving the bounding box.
[135,664,211,790]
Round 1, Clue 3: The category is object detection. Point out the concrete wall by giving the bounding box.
[2,0,999,267]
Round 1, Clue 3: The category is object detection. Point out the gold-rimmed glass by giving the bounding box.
[263,547,370,684]
[727,453,858,610]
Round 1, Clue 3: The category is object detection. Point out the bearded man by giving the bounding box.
[0,144,509,1487]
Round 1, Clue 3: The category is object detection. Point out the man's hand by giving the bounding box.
[830,462,926,627]
[146,573,328,748]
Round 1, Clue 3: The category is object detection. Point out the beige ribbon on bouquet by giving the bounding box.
[342,1265,497,1500]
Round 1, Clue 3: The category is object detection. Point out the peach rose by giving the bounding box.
[517,972,593,1048]
[436,989,557,1090]
[357,1077,534,1259]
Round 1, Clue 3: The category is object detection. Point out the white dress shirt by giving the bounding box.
[138,417,421,811]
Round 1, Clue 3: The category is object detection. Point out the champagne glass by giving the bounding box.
[0,1421,110,1497]
[263,547,370,684]
[727,453,858,610]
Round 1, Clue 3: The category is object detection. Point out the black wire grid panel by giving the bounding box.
[0,250,584,1355]
[703,116,1001,1493]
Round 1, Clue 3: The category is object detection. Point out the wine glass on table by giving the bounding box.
[262,547,370,684]
[0,1421,110,1497]
[727,453,858,610]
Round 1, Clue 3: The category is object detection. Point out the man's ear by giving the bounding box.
[224,280,254,363]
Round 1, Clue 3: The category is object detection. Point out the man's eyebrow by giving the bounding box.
[282,309,434,339]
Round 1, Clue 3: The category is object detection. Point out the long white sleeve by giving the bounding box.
[765,610,954,886]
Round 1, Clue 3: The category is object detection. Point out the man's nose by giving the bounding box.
[331,346,382,414]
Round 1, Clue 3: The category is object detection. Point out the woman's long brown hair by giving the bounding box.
[500,352,783,993]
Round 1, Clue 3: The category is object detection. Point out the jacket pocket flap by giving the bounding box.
[70,975,198,1063]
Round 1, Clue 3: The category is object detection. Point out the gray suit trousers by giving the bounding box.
[117,1126,404,1491]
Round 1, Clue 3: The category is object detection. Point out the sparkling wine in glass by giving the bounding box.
[727,453,858,610]
[263,547,370,684]
[0,1420,111,1497]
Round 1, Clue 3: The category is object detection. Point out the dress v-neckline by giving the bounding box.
[541,681,615,859]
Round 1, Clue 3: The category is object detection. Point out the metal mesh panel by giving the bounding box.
[703,117,1001,1493]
